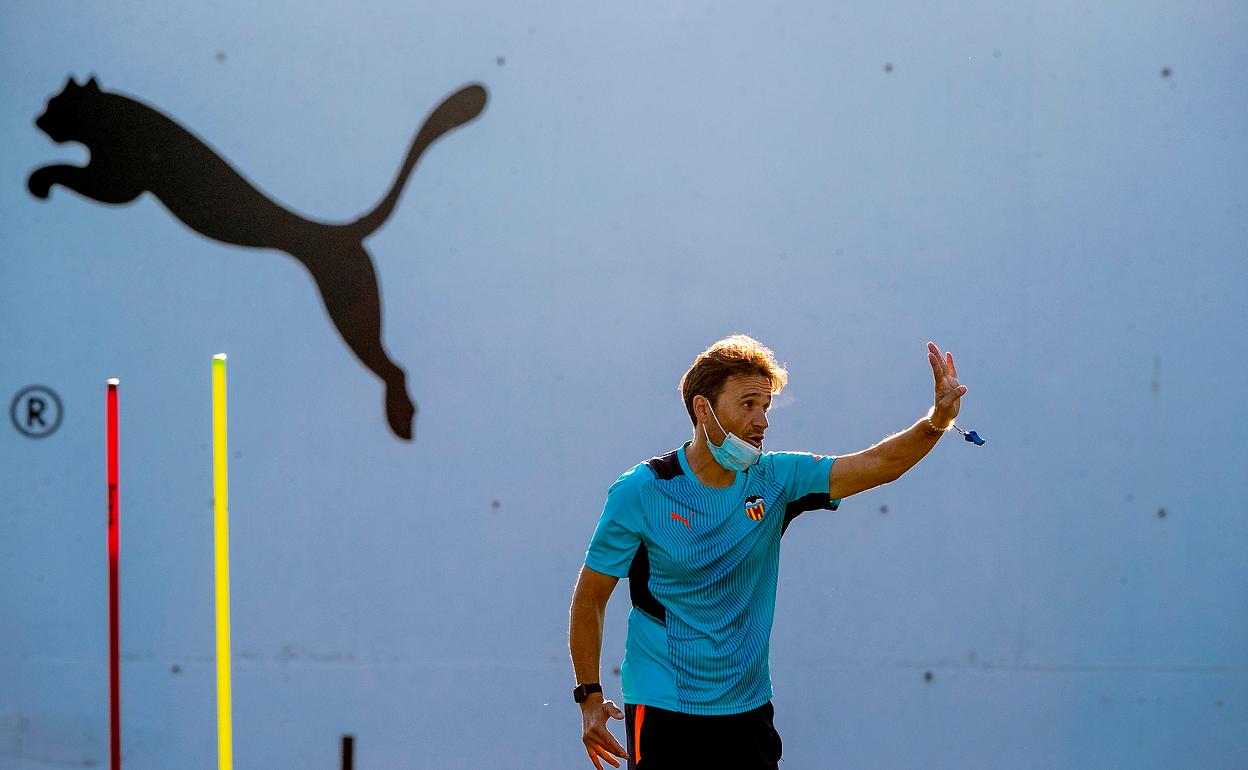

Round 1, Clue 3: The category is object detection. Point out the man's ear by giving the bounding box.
[691,394,709,425]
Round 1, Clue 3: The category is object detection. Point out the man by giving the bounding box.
[568,335,969,769]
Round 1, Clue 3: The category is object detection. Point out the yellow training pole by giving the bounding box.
[211,354,233,770]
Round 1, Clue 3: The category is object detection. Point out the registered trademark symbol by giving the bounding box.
[11,385,64,438]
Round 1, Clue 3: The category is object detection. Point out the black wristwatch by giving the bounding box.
[572,683,603,703]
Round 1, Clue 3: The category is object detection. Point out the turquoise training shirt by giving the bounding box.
[585,443,840,716]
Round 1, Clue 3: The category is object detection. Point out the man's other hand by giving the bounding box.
[581,696,628,769]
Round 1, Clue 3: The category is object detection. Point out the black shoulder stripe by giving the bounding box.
[644,450,684,480]
[781,493,839,536]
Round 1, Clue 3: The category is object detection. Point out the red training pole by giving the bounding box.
[106,379,121,770]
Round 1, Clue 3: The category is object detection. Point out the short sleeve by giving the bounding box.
[769,451,841,509]
[584,464,651,578]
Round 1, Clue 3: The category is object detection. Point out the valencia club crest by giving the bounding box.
[745,496,766,522]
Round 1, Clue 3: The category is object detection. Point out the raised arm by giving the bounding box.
[569,564,628,769]
[827,341,968,500]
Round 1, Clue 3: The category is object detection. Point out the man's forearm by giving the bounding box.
[568,591,608,689]
[869,409,946,482]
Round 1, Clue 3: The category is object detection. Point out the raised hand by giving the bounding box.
[927,341,968,429]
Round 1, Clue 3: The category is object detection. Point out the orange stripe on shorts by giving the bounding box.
[634,704,646,765]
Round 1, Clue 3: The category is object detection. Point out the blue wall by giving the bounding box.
[3,1,1246,767]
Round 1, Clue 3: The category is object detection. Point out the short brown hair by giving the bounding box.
[679,335,788,424]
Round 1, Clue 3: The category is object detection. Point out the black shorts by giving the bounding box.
[624,701,782,769]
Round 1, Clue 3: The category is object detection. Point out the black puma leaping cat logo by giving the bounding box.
[28,76,488,440]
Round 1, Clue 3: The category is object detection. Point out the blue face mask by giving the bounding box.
[702,399,762,472]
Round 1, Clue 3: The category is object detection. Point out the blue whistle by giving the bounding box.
[951,423,985,446]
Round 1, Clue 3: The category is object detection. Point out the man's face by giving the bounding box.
[704,373,772,448]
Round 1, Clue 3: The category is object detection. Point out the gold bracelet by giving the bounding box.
[923,413,949,436]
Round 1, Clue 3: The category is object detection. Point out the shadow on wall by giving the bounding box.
[27,76,489,440]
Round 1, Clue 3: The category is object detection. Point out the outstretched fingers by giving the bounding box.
[928,342,963,384]
[593,726,627,760]
[927,343,945,379]
[591,743,623,768]
[586,746,605,770]
[585,745,616,770]
[585,737,625,769]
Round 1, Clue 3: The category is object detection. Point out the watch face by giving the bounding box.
[573,683,600,702]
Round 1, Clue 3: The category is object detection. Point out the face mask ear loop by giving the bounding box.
[704,398,730,444]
